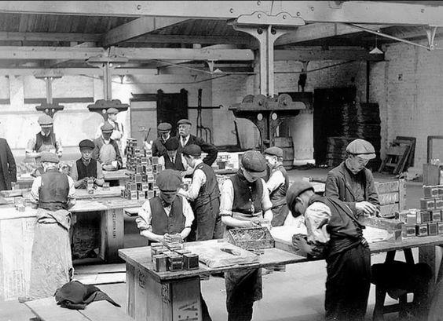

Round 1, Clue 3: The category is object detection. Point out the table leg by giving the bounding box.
[99,208,124,262]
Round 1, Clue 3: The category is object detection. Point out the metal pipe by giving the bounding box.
[347,23,432,50]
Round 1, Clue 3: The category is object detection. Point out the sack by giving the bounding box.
[54,280,120,310]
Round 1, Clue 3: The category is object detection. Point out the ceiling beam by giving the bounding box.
[102,16,189,47]
[0,31,101,42]
[0,68,160,76]
[275,23,385,46]
[0,46,254,61]
[129,34,256,46]
[275,49,384,61]
[0,1,440,26]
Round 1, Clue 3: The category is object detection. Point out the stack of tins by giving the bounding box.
[326,103,381,170]
[274,136,294,170]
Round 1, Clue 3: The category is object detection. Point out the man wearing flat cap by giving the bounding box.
[176,119,218,167]
[286,179,371,321]
[325,138,379,216]
[26,114,63,169]
[158,137,187,172]
[263,146,289,227]
[219,150,273,321]
[27,151,76,300]
[178,144,223,241]
[92,122,122,171]
[149,122,173,157]
[95,108,124,153]
[70,139,104,189]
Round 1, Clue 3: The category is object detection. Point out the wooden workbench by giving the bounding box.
[119,240,306,321]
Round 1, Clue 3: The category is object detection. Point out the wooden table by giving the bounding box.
[103,169,130,185]
[119,240,306,321]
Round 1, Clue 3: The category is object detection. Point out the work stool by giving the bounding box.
[371,249,432,321]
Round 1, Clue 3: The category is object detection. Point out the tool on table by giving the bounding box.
[220,248,241,256]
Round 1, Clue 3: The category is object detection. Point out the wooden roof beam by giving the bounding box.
[0,1,440,26]
[0,31,101,42]
[102,16,189,47]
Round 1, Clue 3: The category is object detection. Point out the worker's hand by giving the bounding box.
[356,201,377,216]
[292,234,314,257]
[249,220,262,228]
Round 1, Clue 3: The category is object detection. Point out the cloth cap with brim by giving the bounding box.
[38,114,54,127]
[177,119,192,126]
[157,122,172,132]
[40,151,59,163]
[164,137,179,151]
[286,180,314,217]
[156,169,182,192]
[79,139,95,150]
[346,139,376,160]
[264,146,284,158]
[106,107,119,114]
[182,144,201,157]
[241,150,267,178]
[101,122,114,133]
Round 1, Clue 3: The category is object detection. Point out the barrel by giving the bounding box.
[274,136,294,170]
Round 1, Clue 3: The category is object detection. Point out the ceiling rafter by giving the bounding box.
[0,1,441,26]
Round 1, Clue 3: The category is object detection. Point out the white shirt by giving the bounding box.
[179,159,206,201]
[266,167,286,194]
[158,153,188,171]
[305,202,332,245]
[180,135,190,147]
[219,178,273,217]
[136,195,194,232]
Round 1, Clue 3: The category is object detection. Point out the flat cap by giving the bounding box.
[241,150,267,178]
[164,137,179,151]
[346,139,376,159]
[79,139,95,150]
[40,151,59,163]
[177,119,192,126]
[107,107,119,114]
[182,144,201,157]
[157,122,172,132]
[264,146,284,158]
[101,122,114,133]
[286,180,314,217]
[156,169,182,192]
[38,114,54,127]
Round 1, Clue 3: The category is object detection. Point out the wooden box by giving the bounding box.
[227,227,275,251]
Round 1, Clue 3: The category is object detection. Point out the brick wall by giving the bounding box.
[369,38,443,169]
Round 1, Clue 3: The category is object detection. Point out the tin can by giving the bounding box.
[183,253,199,270]
[153,254,168,272]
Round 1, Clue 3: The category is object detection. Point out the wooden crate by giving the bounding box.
[374,179,406,217]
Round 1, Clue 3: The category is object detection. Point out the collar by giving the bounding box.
[193,159,203,169]
[82,158,91,166]
[161,134,170,143]
[102,137,111,144]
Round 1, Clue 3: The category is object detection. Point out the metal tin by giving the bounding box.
[428,222,438,236]
[435,199,443,210]
[420,198,435,210]
[183,253,199,270]
[153,254,168,272]
[168,254,183,271]
[432,210,442,222]
[402,225,416,238]
[419,210,432,224]
[416,224,428,237]
[438,222,443,234]
[423,186,439,198]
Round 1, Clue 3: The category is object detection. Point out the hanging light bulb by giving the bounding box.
[369,34,383,54]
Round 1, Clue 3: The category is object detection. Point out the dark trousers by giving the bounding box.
[225,269,262,321]
[325,243,371,321]
[188,197,223,241]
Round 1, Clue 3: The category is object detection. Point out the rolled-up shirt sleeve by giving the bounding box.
[305,202,331,245]
[136,200,152,232]
[260,179,273,211]
[183,168,206,201]
[219,179,234,217]
[30,176,41,202]
[266,170,285,194]
[181,196,195,228]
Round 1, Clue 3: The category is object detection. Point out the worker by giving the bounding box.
[178,144,223,241]
[219,150,273,321]
[176,119,218,166]
[158,137,187,172]
[286,179,371,321]
[0,137,17,191]
[26,114,63,177]
[27,152,76,300]
[95,107,124,153]
[92,122,122,171]
[135,169,212,320]
[325,138,380,216]
[70,139,104,189]
[263,146,289,227]
[150,122,173,157]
